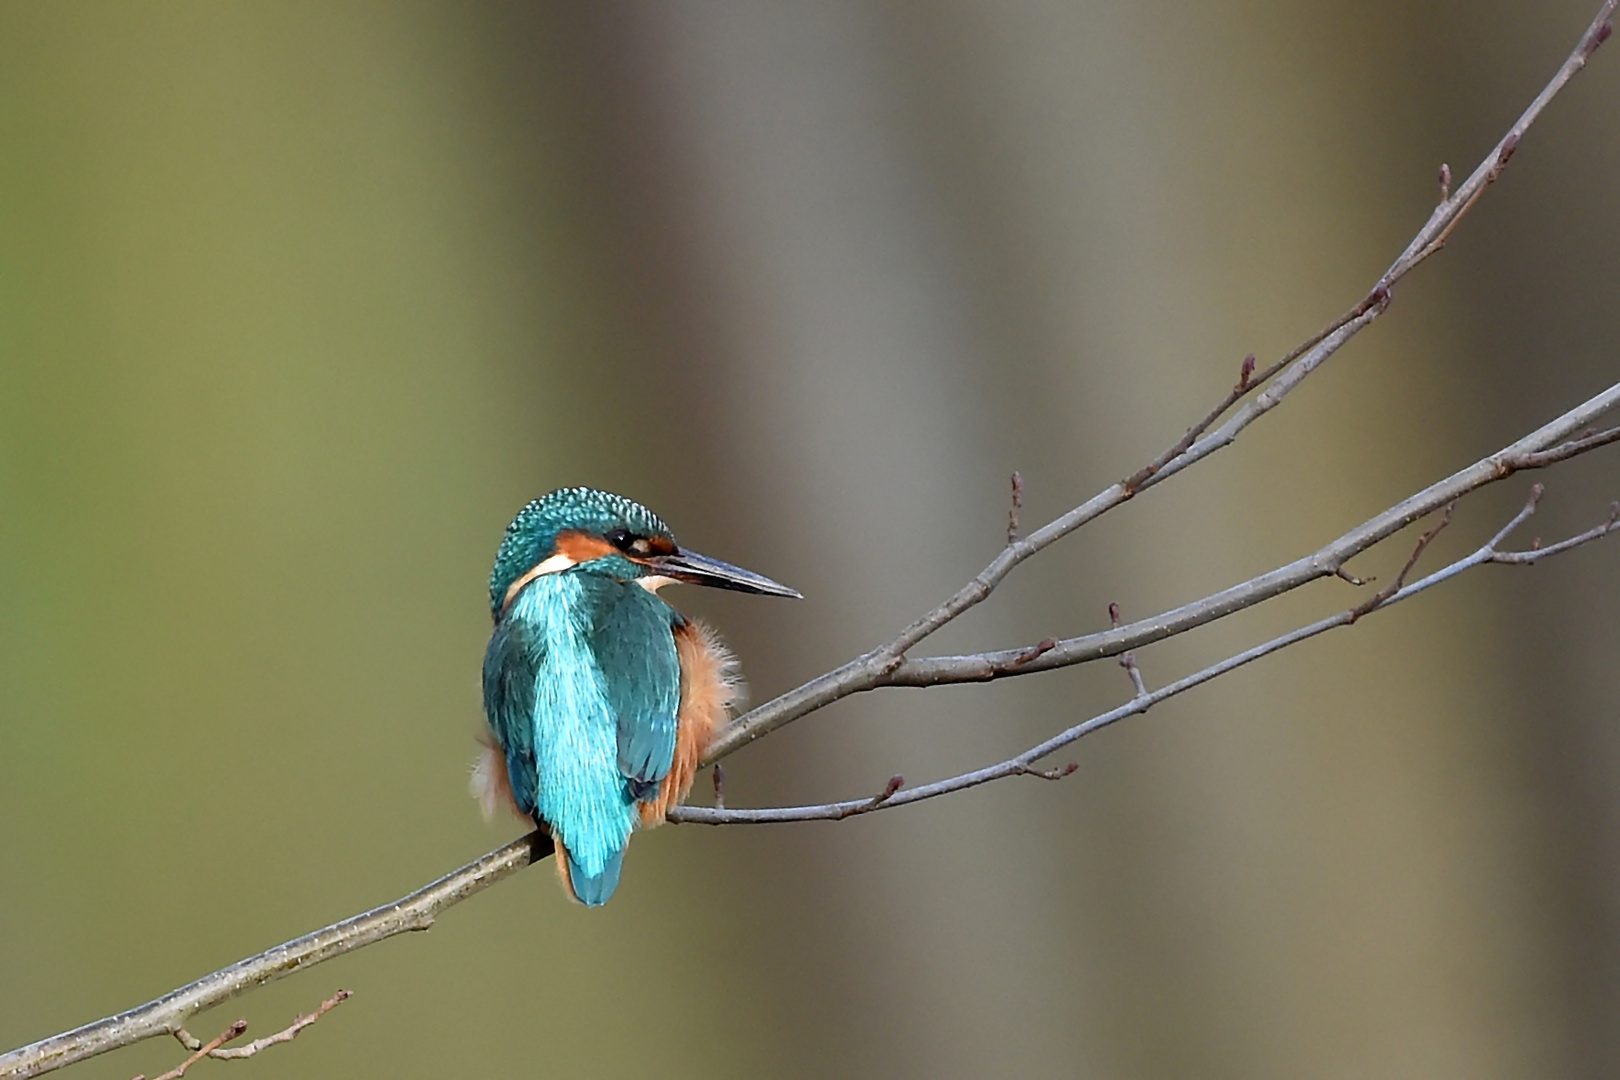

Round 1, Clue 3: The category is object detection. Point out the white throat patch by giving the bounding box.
[531,553,576,576]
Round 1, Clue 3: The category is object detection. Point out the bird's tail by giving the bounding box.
[553,835,625,907]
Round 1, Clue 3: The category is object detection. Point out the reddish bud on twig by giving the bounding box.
[1592,20,1613,53]
[1107,602,1122,628]
[1021,762,1080,781]
[1010,638,1058,667]
[1237,353,1257,391]
[712,763,726,810]
[1438,162,1452,202]
[838,778,906,819]
[868,776,904,808]
[1497,132,1520,170]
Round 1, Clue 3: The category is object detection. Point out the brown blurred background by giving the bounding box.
[3,2,1618,1077]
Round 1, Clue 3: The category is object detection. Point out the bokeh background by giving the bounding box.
[3,2,1618,1077]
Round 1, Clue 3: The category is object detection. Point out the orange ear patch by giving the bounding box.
[640,619,741,827]
[554,530,617,563]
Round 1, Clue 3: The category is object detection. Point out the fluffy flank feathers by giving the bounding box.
[641,618,741,827]
[469,739,518,823]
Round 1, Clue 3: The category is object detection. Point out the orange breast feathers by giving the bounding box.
[641,618,740,827]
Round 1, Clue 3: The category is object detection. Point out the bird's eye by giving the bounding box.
[605,528,635,551]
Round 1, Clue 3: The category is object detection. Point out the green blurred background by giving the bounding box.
[3,2,1618,1077]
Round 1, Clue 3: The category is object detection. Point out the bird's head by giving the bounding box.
[489,487,800,618]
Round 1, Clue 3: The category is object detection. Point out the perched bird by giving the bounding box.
[471,487,799,906]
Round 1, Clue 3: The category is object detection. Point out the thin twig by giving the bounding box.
[1108,604,1148,698]
[1121,352,1257,496]
[1007,472,1023,545]
[1350,502,1455,621]
[1510,424,1620,468]
[206,990,350,1061]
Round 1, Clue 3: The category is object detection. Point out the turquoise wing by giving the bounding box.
[587,582,682,801]
[481,609,540,817]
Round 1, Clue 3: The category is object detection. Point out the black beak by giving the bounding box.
[646,549,802,598]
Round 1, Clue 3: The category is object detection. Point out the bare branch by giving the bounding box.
[1400,1,1614,271]
[883,382,1619,687]
[1,834,548,1080]
[670,489,1619,828]
[703,0,1616,763]
[1489,499,1620,565]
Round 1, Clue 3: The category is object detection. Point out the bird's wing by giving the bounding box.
[481,610,541,816]
[586,581,682,796]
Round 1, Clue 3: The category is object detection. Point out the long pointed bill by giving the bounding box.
[645,549,802,598]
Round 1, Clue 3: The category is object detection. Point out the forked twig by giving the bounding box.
[134,992,349,1080]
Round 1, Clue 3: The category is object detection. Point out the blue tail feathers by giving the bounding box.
[569,846,625,907]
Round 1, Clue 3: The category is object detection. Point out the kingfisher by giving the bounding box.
[470,487,799,906]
